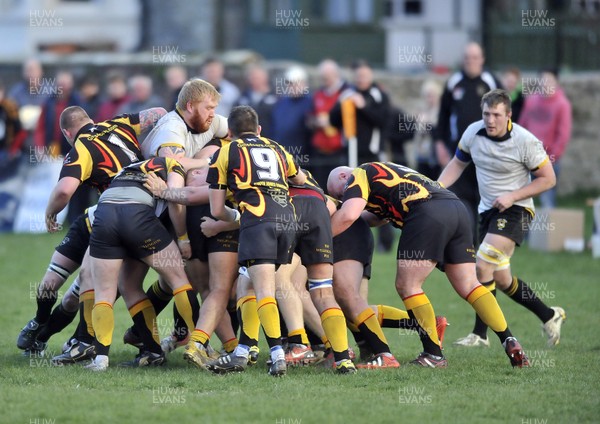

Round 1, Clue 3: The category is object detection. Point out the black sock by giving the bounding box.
[76,304,94,345]
[306,326,323,347]
[131,311,162,354]
[504,277,554,323]
[357,323,390,356]
[493,328,513,345]
[37,305,77,343]
[227,299,239,335]
[34,288,60,324]
[146,280,173,316]
[172,303,188,342]
[408,310,443,357]
[473,280,497,339]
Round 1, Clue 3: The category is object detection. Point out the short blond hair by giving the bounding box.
[176,78,220,111]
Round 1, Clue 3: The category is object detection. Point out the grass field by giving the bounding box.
[1,194,599,424]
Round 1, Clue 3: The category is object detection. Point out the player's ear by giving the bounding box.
[61,128,72,145]
[256,124,262,135]
[227,128,233,139]
[186,101,194,113]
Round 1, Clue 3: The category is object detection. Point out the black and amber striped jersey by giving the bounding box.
[289,169,326,202]
[110,156,185,194]
[207,134,299,222]
[342,162,456,228]
[60,114,145,192]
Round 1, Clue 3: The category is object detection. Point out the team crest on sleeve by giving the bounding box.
[496,218,507,230]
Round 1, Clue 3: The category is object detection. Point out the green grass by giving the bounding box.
[1,193,599,423]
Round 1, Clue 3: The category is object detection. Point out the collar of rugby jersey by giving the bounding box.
[175,107,200,135]
[476,119,513,142]
[74,122,96,141]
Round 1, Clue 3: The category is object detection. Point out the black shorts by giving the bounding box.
[398,199,476,265]
[55,212,91,265]
[187,204,239,261]
[291,196,333,266]
[333,217,374,280]
[237,212,296,267]
[89,203,173,260]
[479,205,533,246]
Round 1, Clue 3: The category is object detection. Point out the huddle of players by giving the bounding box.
[17,79,564,374]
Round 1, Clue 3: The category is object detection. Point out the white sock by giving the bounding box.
[234,344,250,359]
[270,346,284,362]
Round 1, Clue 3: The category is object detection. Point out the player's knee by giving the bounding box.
[477,242,511,271]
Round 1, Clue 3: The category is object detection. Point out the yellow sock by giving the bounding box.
[128,298,160,345]
[191,328,210,345]
[320,335,331,349]
[238,295,260,344]
[173,284,196,331]
[355,307,390,353]
[92,301,114,355]
[376,304,410,326]
[80,290,95,337]
[403,293,440,346]
[467,285,508,332]
[320,308,348,354]
[222,337,238,353]
[257,296,281,346]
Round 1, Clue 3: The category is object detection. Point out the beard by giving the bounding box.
[189,110,212,133]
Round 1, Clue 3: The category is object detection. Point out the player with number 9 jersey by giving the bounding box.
[207,133,300,227]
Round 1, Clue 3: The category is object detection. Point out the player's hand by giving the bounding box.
[493,193,515,213]
[45,213,60,233]
[144,172,168,198]
[177,239,191,260]
[200,217,219,238]
[351,93,366,109]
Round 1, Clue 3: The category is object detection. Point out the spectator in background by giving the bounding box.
[164,65,188,110]
[8,58,51,110]
[412,79,443,179]
[519,69,572,208]
[330,59,392,252]
[386,104,414,167]
[96,70,130,122]
[8,58,52,150]
[271,66,313,169]
[34,70,82,157]
[330,60,390,165]
[0,79,24,165]
[117,74,163,115]
[310,59,349,188]
[501,67,524,123]
[79,75,101,121]
[201,57,240,116]
[435,42,502,244]
[235,63,277,138]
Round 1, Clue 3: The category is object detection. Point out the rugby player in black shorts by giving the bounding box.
[85,156,200,371]
[17,105,166,355]
[330,208,447,368]
[328,162,529,368]
[204,105,306,376]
